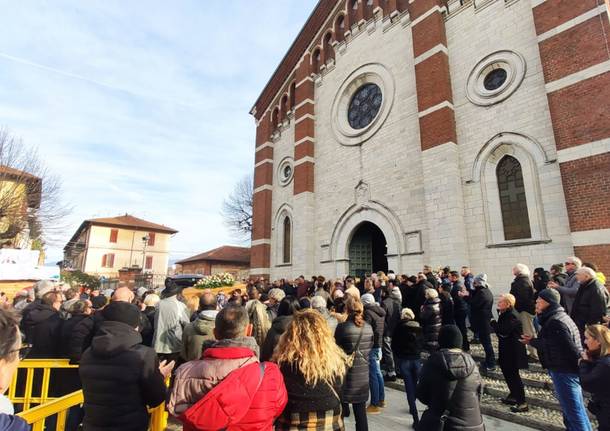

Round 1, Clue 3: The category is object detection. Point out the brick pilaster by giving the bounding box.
[293,54,316,195]
[532,0,610,280]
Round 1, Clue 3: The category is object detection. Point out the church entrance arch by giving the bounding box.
[348,222,388,278]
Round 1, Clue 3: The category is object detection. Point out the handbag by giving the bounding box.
[347,326,365,367]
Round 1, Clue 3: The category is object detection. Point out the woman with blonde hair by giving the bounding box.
[579,324,610,430]
[334,297,374,431]
[274,309,350,430]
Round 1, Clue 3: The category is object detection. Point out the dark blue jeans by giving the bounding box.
[479,330,496,369]
[548,371,592,431]
[368,347,385,406]
[397,358,422,424]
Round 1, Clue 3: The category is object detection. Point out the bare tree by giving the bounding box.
[221,174,253,241]
[0,127,71,249]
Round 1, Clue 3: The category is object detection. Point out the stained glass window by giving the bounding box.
[348,83,382,129]
[497,156,531,240]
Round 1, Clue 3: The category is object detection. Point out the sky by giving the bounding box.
[0,0,318,265]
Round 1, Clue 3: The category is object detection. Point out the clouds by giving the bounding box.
[0,0,317,263]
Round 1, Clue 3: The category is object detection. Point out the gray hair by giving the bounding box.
[70,300,90,315]
[514,263,530,277]
[311,295,327,310]
[566,256,583,269]
[576,267,596,280]
[215,305,249,340]
[425,288,438,300]
[35,280,55,299]
[268,288,286,302]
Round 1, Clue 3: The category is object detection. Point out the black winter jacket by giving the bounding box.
[530,304,582,373]
[279,363,342,414]
[261,315,293,361]
[451,281,468,314]
[420,298,442,351]
[490,309,528,370]
[439,291,455,325]
[510,275,535,315]
[570,278,608,334]
[416,349,484,431]
[412,281,431,321]
[579,355,610,430]
[382,297,401,337]
[79,321,166,431]
[391,320,423,359]
[469,287,494,336]
[22,302,62,358]
[335,320,374,404]
[364,303,385,348]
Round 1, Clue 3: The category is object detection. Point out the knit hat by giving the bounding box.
[438,325,463,349]
[361,293,375,305]
[102,301,140,328]
[538,288,561,305]
[473,273,488,288]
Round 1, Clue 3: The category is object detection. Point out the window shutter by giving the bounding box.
[102,254,107,267]
[108,254,115,268]
[109,229,118,243]
[148,232,156,246]
[145,256,153,270]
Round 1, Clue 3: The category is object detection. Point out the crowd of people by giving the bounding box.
[0,256,609,431]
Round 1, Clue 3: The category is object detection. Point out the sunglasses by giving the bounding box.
[11,344,32,360]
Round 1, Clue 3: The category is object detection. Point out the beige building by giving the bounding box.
[63,214,177,276]
[176,246,250,280]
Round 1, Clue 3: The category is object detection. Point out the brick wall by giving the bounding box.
[575,244,610,287]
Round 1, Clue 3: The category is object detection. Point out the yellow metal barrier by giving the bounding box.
[17,390,83,431]
[10,359,169,431]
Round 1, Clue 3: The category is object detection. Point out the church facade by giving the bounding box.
[250,0,610,292]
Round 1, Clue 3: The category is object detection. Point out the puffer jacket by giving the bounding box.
[530,303,582,373]
[153,295,191,354]
[79,321,166,431]
[416,349,484,431]
[579,355,610,430]
[420,298,442,351]
[364,303,386,348]
[169,337,287,431]
[570,278,608,334]
[510,275,535,315]
[391,320,423,359]
[181,310,218,362]
[261,316,292,361]
[334,320,374,404]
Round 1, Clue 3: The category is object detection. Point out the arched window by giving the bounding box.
[289,81,296,109]
[335,15,346,42]
[282,216,291,264]
[323,32,334,63]
[280,94,288,121]
[312,48,321,74]
[271,107,279,130]
[349,0,359,26]
[496,155,531,240]
[364,0,374,20]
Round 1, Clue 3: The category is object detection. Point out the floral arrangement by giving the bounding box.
[194,272,235,289]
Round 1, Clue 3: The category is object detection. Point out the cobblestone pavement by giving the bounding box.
[166,386,535,430]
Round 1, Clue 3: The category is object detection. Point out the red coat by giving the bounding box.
[180,347,287,431]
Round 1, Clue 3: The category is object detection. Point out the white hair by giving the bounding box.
[566,256,582,269]
[514,263,530,277]
[35,280,56,299]
[143,293,160,307]
[311,295,327,309]
[576,267,596,280]
[268,288,286,302]
[425,288,438,300]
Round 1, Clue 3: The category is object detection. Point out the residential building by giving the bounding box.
[176,245,250,279]
[63,214,177,276]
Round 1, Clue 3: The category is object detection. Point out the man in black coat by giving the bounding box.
[468,274,496,371]
[522,289,592,430]
[449,271,470,352]
[570,267,608,337]
[413,273,432,322]
[79,301,174,431]
[22,291,63,358]
[381,286,401,380]
[510,264,537,359]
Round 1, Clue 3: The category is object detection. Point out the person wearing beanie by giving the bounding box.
[79,301,174,431]
[381,284,401,382]
[468,274,496,371]
[361,292,386,413]
[416,325,484,431]
[521,289,592,430]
